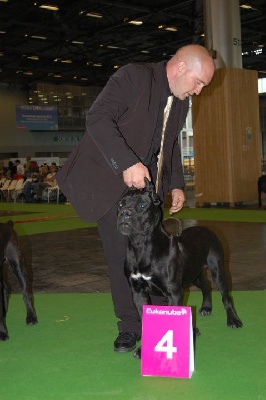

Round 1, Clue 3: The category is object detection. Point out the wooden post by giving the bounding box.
[192,67,261,206]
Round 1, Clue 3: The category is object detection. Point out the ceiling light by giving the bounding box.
[0,0,9,2]
[86,12,103,18]
[93,63,102,67]
[128,20,143,25]
[23,71,33,76]
[31,35,47,40]
[72,40,84,45]
[240,4,258,11]
[165,27,178,32]
[158,25,178,32]
[0,30,6,34]
[240,4,252,9]
[27,55,39,60]
[39,4,59,11]
[61,59,72,64]
[254,49,263,55]
[141,50,149,54]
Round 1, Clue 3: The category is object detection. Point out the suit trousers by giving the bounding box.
[97,196,167,336]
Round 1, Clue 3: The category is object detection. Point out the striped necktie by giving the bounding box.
[155,95,174,193]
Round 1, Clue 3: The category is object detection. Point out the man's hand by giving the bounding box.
[169,188,185,214]
[123,162,151,188]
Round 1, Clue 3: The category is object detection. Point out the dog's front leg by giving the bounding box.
[167,284,185,306]
[129,278,151,360]
[129,276,151,319]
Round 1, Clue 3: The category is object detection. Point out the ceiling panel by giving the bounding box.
[0,0,265,88]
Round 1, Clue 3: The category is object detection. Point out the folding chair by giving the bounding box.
[12,179,25,202]
[0,179,11,201]
[43,185,60,203]
[6,180,18,201]
[0,177,6,187]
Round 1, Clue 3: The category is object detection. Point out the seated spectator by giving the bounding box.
[21,165,49,202]
[32,165,57,202]
[6,161,16,179]
[24,156,39,178]
[14,159,25,180]
[51,162,58,171]
[24,156,32,177]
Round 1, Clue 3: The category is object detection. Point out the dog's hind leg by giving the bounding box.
[7,250,38,326]
[194,271,212,316]
[0,273,9,340]
[207,254,243,328]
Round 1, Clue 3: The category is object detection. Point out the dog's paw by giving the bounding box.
[0,331,9,341]
[193,327,201,337]
[133,347,141,359]
[26,315,38,325]
[227,317,243,328]
[198,306,212,316]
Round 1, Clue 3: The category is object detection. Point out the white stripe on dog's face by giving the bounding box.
[131,272,152,281]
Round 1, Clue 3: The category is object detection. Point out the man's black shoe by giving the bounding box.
[114,332,141,353]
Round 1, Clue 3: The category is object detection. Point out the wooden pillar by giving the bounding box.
[192,67,261,206]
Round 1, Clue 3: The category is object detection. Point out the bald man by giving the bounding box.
[57,44,215,353]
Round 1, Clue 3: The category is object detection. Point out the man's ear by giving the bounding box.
[176,61,187,76]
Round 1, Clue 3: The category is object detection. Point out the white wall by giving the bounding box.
[0,84,85,158]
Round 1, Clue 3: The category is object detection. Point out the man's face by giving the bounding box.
[170,60,214,100]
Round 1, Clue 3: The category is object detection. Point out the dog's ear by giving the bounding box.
[144,178,161,206]
[144,177,152,189]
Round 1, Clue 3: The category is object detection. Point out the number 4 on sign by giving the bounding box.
[141,305,194,378]
[154,330,177,359]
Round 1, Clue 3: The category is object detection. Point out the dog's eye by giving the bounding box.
[140,203,145,209]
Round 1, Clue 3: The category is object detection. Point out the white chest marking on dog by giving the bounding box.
[131,272,152,281]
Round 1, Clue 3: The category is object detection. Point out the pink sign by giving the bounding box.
[141,305,194,379]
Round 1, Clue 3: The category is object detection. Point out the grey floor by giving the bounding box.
[5,190,266,294]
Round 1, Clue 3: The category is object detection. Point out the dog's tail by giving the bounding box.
[163,217,182,237]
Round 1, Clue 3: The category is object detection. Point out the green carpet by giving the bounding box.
[165,206,266,223]
[1,291,265,400]
[0,203,265,236]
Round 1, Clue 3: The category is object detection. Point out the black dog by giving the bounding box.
[117,179,243,358]
[258,175,266,207]
[0,220,38,340]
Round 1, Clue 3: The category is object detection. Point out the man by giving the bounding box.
[14,159,25,180]
[57,44,215,353]
[22,164,49,203]
[32,164,57,202]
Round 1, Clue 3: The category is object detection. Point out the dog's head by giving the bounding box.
[117,178,162,236]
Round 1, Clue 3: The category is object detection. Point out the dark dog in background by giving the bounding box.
[258,175,266,207]
[0,220,38,340]
[117,179,243,358]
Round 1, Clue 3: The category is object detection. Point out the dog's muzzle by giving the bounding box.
[117,208,133,235]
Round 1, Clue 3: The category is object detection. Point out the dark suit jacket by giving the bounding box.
[57,61,189,222]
